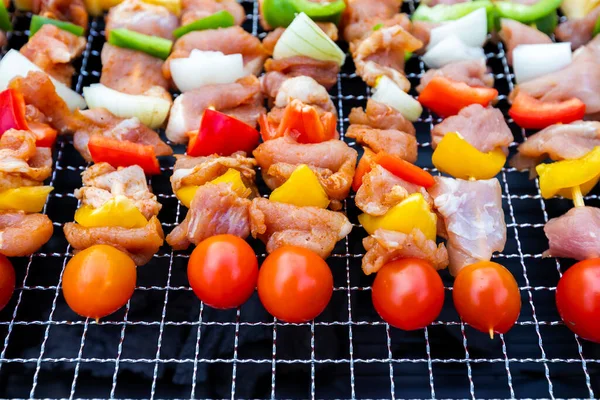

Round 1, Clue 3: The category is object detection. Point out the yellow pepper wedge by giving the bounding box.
[269,164,330,208]
[13,0,33,11]
[537,146,600,199]
[358,193,437,240]
[432,132,506,180]
[175,168,251,208]
[84,0,180,16]
[0,186,53,213]
[74,195,148,229]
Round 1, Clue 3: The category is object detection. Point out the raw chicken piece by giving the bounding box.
[74,163,162,220]
[409,20,440,49]
[164,27,267,79]
[362,228,449,275]
[253,137,357,210]
[249,197,352,258]
[171,153,257,192]
[416,59,494,93]
[73,108,172,162]
[165,75,264,144]
[349,99,416,136]
[262,23,339,54]
[167,182,252,250]
[64,216,164,266]
[346,125,418,162]
[429,176,507,276]
[355,164,432,216]
[105,0,179,40]
[499,19,552,65]
[555,6,600,50]
[33,0,88,27]
[431,104,514,152]
[543,206,600,260]
[263,56,340,90]
[343,14,411,43]
[0,212,53,257]
[343,0,402,26]
[0,130,52,190]
[267,76,335,112]
[510,121,600,171]
[19,25,86,85]
[182,0,246,26]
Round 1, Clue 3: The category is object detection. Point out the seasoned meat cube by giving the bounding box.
[0,212,53,257]
[349,99,415,136]
[417,60,494,93]
[346,125,417,162]
[106,0,178,40]
[544,206,600,260]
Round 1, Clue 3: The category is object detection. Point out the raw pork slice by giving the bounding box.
[499,19,552,65]
[417,59,494,93]
[544,206,600,260]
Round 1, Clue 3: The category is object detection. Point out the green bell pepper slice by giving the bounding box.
[593,14,600,37]
[262,0,346,28]
[412,0,493,22]
[494,0,562,23]
[30,15,85,37]
[108,28,173,60]
[0,1,12,32]
[530,11,558,36]
[173,10,235,39]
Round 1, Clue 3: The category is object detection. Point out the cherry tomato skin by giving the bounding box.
[372,258,444,330]
[0,255,15,312]
[257,246,333,323]
[453,261,521,335]
[62,245,136,319]
[556,259,600,343]
[188,234,258,309]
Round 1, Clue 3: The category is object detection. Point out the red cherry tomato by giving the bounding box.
[257,246,333,322]
[0,255,15,312]
[372,258,444,330]
[556,258,600,343]
[453,261,521,336]
[188,234,258,309]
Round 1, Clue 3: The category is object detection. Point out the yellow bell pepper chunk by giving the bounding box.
[432,132,506,180]
[84,0,180,16]
[358,193,437,240]
[269,164,330,208]
[74,195,148,229]
[141,0,181,15]
[0,186,53,213]
[537,146,600,199]
[175,168,251,208]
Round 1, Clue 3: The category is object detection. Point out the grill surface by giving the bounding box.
[0,1,599,399]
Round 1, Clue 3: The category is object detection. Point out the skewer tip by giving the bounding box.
[489,328,495,340]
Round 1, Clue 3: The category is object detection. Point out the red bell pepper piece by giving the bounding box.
[88,136,161,175]
[28,121,57,148]
[374,152,435,188]
[187,108,260,157]
[508,92,586,130]
[352,147,376,192]
[278,99,337,144]
[0,89,29,134]
[418,77,498,117]
[259,113,280,141]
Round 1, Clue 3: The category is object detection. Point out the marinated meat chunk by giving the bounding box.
[362,228,449,275]
[346,125,418,162]
[343,0,402,26]
[33,0,88,28]
[343,14,411,43]
[249,197,352,258]
[105,0,178,40]
[555,6,600,50]
[499,19,552,65]
[263,56,340,90]
[182,0,246,26]
[264,75,335,112]
[417,59,494,93]
[349,99,415,136]
[0,212,53,257]
[429,177,507,276]
[171,153,256,192]
[543,206,600,260]
[0,130,52,190]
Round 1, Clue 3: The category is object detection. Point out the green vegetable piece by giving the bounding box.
[173,10,235,39]
[0,1,12,32]
[412,0,493,22]
[30,15,85,37]
[594,13,600,36]
[531,11,558,35]
[108,28,173,60]
[262,0,346,28]
[373,23,383,31]
[404,51,412,61]
[494,0,561,23]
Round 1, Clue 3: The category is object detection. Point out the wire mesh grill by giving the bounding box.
[0,1,599,398]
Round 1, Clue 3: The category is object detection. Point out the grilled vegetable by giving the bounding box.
[412,0,493,22]
[0,186,54,213]
[30,15,85,37]
[87,136,161,175]
[262,0,346,28]
[108,28,173,60]
[0,1,12,31]
[509,92,586,130]
[372,76,422,121]
[170,50,245,92]
[173,10,235,39]
[259,100,336,143]
[175,168,251,208]
[427,7,488,49]
[74,195,148,228]
[0,89,29,134]
[270,164,330,208]
[375,152,435,188]
[418,76,497,117]
[495,0,561,23]
[512,42,571,83]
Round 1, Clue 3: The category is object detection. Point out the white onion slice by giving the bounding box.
[0,49,87,111]
[372,76,422,122]
[513,42,572,83]
[171,49,246,92]
[428,8,488,50]
[273,12,345,66]
[422,36,485,69]
[83,84,170,129]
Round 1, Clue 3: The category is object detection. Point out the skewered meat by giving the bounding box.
[343,14,411,43]
[182,0,246,26]
[0,130,52,190]
[0,212,53,257]
[105,0,179,40]
[264,75,336,112]
[343,0,402,26]
[362,228,449,275]
[262,23,339,55]
[543,206,600,260]
[355,164,432,216]
[75,163,162,220]
[263,56,340,90]
[73,108,173,162]
[510,121,600,171]
[165,75,264,144]
[349,99,416,136]
[499,19,552,65]
[166,182,252,250]
[346,125,418,162]
[249,197,352,258]
[431,104,514,152]
[416,60,494,93]
[19,24,86,86]
[409,20,440,49]
[555,6,600,50]
[253,137,357,210]
[429,176,506,276]
[171,153,256,192]
[64,216,164,265]
[164,27,267,79]
[32,0,88,28]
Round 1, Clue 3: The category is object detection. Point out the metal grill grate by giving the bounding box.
[0,1,599,398]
